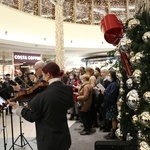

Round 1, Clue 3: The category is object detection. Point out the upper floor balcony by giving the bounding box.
[1,0,136,25]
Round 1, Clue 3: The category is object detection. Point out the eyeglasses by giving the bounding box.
[35,67,41,71]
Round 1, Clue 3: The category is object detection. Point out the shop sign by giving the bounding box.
[14,52,41,63]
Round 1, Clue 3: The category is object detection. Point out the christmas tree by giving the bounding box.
[115,1,150,149]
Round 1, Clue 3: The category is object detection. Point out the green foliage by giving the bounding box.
[119,11,150,145]
[107,49,117,57]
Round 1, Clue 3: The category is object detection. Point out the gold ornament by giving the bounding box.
[116,67,120,71]
[117,98,123,107]
[128,19,140,29]
[118,98,123,103]
[117,73,122,80]
[130,56,136,66]
[118,106,121,111]
[120,81,124,88]
[130,51,134,57]
[139,141,150,150]
[117,113,121,121]
[132,69,142,84]
[135,52,144,63]
[143,91,150,103]
[120,88,125,95]
[139,112,150,127]
[142,31,150,42]
[132,115,138,124]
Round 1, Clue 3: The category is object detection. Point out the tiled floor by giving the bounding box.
[0,110,75,150]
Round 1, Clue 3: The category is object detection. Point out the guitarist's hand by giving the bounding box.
[8,100,18,109]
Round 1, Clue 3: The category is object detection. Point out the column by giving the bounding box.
[50,0,65,70]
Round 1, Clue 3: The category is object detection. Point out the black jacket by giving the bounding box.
[21,81,74,150]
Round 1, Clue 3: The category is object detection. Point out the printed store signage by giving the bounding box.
[14,52,41,63]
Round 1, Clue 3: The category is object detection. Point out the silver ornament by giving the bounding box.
[142,31,150,42]
[126,78,133,89]
[119,45,128,52]
[115,128,123,140]
[143,91,150,103]
[119,34,131,50]
[139,111,150,127]
[118,38,132,52]
[132,69,142,84]
[128,19,140,29]
[126,89,139,110]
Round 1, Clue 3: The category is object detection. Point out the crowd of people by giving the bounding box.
[63,66,119,139]
[0,60,120,150]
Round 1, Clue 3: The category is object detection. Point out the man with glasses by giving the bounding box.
[31,60,47,98]
[34,60,46,81]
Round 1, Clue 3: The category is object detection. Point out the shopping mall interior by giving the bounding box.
[0,0,136,75]
[0,0,150,150]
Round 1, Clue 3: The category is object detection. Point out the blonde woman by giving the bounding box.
[77,74,93,135]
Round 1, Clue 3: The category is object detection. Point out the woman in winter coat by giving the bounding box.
[77,74,93,135]
[101,70,119,139]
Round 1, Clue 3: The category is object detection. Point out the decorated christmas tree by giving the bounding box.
[101,1,150,149]
[115,1,150,149]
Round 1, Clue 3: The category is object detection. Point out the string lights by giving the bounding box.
[1,0,136,25]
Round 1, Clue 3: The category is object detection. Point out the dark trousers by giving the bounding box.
[79,111,91,132]
[90,94,98,126]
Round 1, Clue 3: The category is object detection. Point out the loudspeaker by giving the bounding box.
[95,141,137,150]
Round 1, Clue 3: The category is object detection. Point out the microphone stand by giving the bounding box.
[10,112,15,150]
[1,108,7,150]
